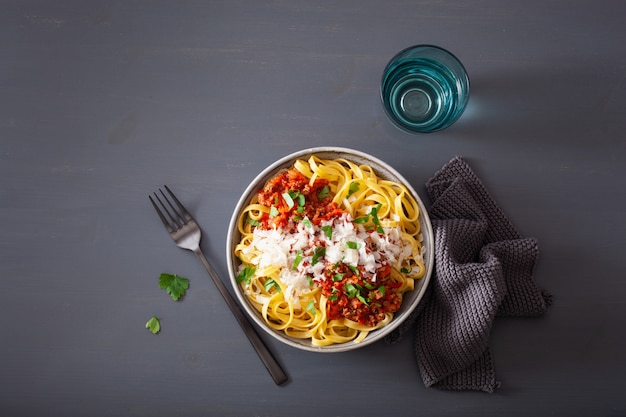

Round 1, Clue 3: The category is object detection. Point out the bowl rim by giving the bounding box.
[226,146,434,352]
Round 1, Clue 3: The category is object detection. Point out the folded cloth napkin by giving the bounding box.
[386,156,552,393]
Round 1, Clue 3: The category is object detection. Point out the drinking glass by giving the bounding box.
[381,45,469,133]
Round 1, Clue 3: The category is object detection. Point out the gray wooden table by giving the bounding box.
[2,1,625,416]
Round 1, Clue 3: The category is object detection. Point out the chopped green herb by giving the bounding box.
[344,283,358,298]
[269,206,279,218]
[321,225,333,239]
[318,185,330,199]
[356,294,370,305]
[292,250,303,270]
[306,300,316,316]
[378,286,386,296]
[302,218,312,228]
[311,246,326,266]
[296,193,305,207]
[353,216,369,224]
[282,192,295,209]
[328,294,338,301]
[264,278,281,293]
[348,182,360,196]
[246,218,262,227]
[347,264,360,277]
[363,281,376,290]
[370,203,384,234]
[345,241,362,250]
[145,316,161,334]
[158,273,189,301]
[236,265,256,284]
[332,273,344,282]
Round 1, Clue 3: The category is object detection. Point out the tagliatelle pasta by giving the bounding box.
[234,156,425,346]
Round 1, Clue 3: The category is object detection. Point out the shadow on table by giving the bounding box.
[455,63,618,145]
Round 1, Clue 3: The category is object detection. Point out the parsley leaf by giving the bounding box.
[292,250,303,270]
[264,278,281,293]
[284,190,306,213]
[356,294,370,305]
[345,241,362,250]
[311,246,326,266]
[306,300,317,316]
[296,193,305,208]
[332,273,344,282]
[159,273,189,301]
[321,225,333,239]
[282,192,295,209]
[348,182,360,196]
[236,265,256,284]
[344,283,358,298]
[347,264,360,277]
[145,316,161,334]
[246,218,262,227]
[352,215,369,224]
[318,185,330,199]
[370,203,384,234]
[363,281,376,290]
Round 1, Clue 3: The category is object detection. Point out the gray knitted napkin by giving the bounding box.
[386,156,552,393]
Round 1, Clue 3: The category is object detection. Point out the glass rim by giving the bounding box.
[381,44,469,87]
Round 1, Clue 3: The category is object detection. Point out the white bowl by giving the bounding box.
[226,147,434,352]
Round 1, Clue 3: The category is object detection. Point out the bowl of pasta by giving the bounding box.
[226,147,434,352]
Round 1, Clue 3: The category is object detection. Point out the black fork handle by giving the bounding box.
[193,248,288,385]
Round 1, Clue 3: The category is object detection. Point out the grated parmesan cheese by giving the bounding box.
[242,213,408,305]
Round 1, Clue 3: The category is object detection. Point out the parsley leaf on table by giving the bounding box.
[159,273,189,301]
[145,316,161,334]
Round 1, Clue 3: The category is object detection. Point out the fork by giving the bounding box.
[149,185,288,385]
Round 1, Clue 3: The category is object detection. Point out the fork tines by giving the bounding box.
[149,185,192,232]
